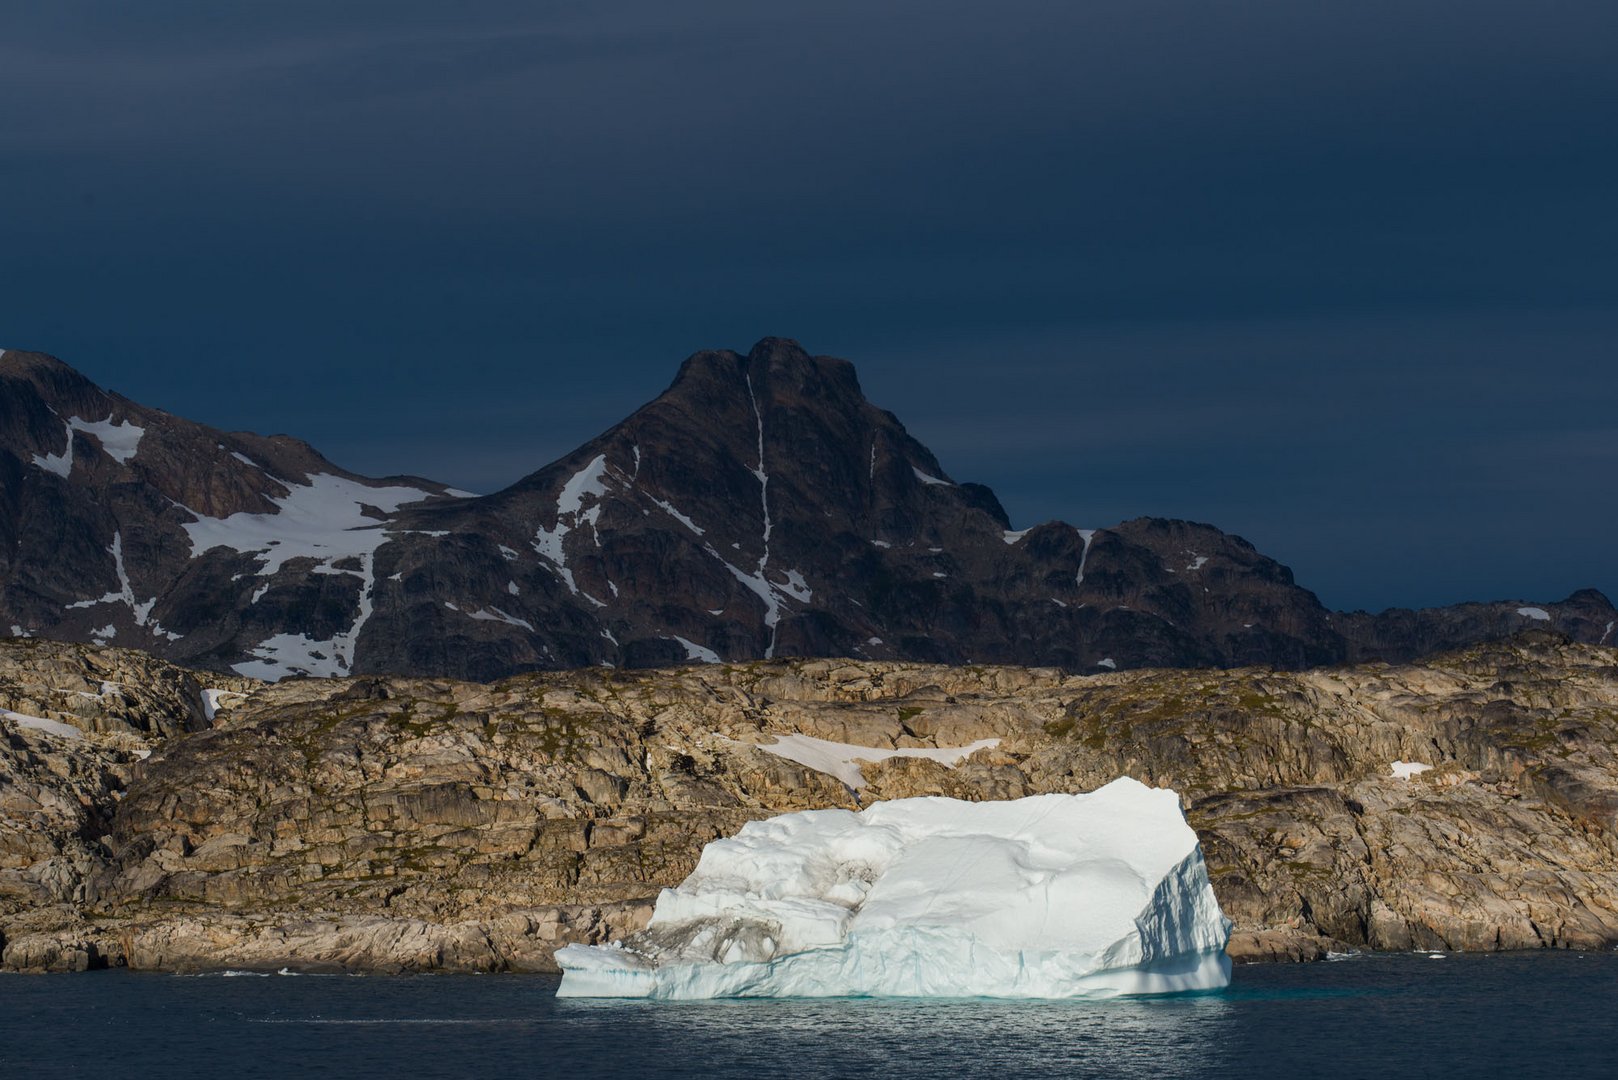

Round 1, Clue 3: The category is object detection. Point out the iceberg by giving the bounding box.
[555,777,1232,999]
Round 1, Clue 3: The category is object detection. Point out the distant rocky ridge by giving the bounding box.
[3,633,1616,973]
[1,339,1613,681]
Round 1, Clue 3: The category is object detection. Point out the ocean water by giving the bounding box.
[2,952,1615,1079]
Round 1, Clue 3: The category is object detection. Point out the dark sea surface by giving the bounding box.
[3,952,1615,1079]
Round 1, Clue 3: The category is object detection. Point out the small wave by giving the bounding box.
[176,967,341,977]
[248,1018,536,1026]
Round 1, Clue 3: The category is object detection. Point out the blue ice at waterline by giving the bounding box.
[557,777,1232,999]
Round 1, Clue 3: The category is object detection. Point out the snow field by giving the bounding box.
[758,733,1000,790]
[1,708,84,740]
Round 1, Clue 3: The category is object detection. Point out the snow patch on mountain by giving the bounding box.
[1516,607,1551,622]
[704,544,812,652]
[912,466,952,487]
[1076,529,1097,588]
[65,532,158,628]
[31,414,146,477]
[181,474,432,576]
[237,550,379,680]
[558,454,611,519]
[780,570,811,602]
[744,375,780,657]
[463,606,535,632]
[73,415,145,463]
[676,379,807,661]
[233,633,348,680]
[671,636,721,663]
[201,688,244,722]
[649,496,704,536]
[32,432,72,478]
[532,454,612,605]
[182,476,432,679]
[2,708,83,740]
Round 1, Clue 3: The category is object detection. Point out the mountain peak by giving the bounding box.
[0,347,106,405]
[666,338,864,406]
[0,347,74,376]
[5,339,1612,681]
[745,335,810,363]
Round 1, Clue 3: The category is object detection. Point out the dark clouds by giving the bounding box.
[2,2,1614,610]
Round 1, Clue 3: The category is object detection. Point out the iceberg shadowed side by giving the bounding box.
[555,778,1232,999]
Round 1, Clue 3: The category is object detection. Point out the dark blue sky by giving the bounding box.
[4,2,1615,611]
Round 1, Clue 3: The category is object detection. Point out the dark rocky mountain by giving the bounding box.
[2,339,1612,681]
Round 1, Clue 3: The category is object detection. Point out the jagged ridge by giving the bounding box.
[1,339,1611,680]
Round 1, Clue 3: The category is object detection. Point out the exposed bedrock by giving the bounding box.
[3,632,1617,972]
[4,342,1612,682]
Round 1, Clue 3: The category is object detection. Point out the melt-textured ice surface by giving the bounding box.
[555,777,1232,999]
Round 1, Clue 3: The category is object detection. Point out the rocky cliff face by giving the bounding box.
[4,634,1616,972]
[3,340,1612,681]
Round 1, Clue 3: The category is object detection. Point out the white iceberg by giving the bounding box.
[555,777,1232,999]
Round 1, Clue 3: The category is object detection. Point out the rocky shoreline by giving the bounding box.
[4,633,1617,973]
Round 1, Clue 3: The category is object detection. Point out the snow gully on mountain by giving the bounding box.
[746,373,780,659]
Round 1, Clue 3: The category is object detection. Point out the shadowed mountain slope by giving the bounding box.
[2,339,1611,680]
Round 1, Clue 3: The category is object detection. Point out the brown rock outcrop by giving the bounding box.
[3,632,1616,972]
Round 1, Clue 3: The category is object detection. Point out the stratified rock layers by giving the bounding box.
[3,633,1617,972]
